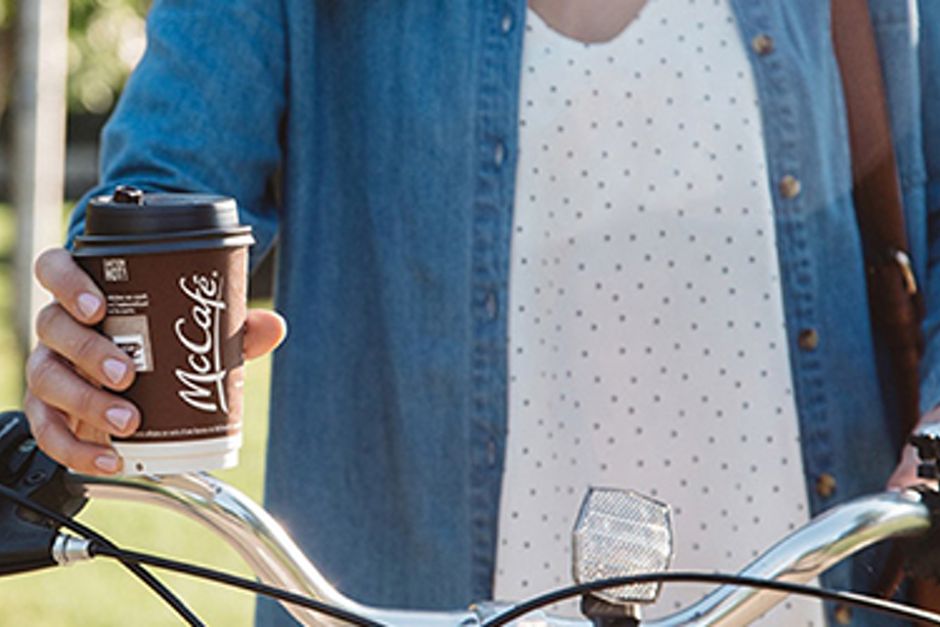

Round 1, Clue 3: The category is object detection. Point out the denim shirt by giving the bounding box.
[68,1,940,625]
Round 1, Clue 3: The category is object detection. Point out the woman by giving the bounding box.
[25,0,940,624]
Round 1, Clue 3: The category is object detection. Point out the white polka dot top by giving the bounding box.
[495,1,822,624]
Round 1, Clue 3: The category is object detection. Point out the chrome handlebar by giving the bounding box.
[644,490,930,626]
[71,472,472,627]
[66,473,935,626]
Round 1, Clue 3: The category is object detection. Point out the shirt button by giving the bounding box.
[816,473,837,498]
[487,439,498,466]
[798,328,819,351]
[501,13,513,34]
[779,174,802,199]
[833,603,852,624]
[751,33,774,55]
[485,292,499,319]
[493,141,506,167]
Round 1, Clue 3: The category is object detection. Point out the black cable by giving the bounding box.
[0,483,204,626]
[89,543,389,627]
[0,483,386,626]
[481,571,940,626]
[6,483,938,627]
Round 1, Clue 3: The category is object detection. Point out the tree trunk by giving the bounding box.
[12,0,69,350]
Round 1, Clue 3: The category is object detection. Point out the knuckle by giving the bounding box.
[35,249,90,304]
[21,395,79,469]
[28,412,54,453]
[22,392,38,425]
[75,384,100,419]
[34,304,63,340]
[34,248,66,286]
[24,350,40,384]
[58,447,83,473]
[34,248,61,274]
[72,330,103,366]
[25,351,56,392]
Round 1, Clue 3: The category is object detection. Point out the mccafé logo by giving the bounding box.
[174,271,229,414]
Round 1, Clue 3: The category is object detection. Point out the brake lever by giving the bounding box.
[0,410,88,574]
[895,426,940,582]
[912,423,940,481]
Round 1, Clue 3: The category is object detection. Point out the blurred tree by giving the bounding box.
[0,0,13,117]
[0,0,150,121]
[68,0,150,114]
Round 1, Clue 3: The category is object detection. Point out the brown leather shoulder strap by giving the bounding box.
[831,0,930,605]
[831,0,922,437]
[831,0,908,256]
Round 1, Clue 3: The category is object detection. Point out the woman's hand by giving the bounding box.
[24,247,286,476]
[886,406,940,490]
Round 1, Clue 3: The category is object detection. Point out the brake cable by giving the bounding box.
[0,483,386,627]
[88,543,387,627]
[3,482,938,627]
[482,571,940,626]
[0,483,203,626]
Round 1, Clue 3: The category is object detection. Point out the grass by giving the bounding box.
[0,204,22,409]
[0,203,272,625]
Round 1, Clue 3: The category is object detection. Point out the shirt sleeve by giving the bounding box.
[917,0,940,415]
[66,0,287,272]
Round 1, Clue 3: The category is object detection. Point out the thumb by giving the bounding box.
[886,444,929,491]
[243,309,287,360]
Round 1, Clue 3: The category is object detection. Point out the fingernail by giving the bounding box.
[106,407,133,431]
[94,454,119,473]
[77,293,101,318]
[103,358,127,385]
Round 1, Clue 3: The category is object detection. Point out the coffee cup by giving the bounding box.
[72,186,254,475]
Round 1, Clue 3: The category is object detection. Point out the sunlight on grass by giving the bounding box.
[0,205,23,411]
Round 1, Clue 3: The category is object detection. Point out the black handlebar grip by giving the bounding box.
[0,410,86,575]
[0,526,56,575]
[0,411,34,482]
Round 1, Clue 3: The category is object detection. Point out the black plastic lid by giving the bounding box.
[85,186,242,236]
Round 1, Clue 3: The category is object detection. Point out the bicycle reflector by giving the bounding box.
[571,487,673,605]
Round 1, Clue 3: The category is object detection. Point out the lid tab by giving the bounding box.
[112,185,144,205]
[85,188,242,237]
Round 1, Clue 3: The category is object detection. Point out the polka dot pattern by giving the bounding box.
[494,1,821,624]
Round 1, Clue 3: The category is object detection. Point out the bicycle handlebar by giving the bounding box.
[64,472,935,626]
[70,472,477,627]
